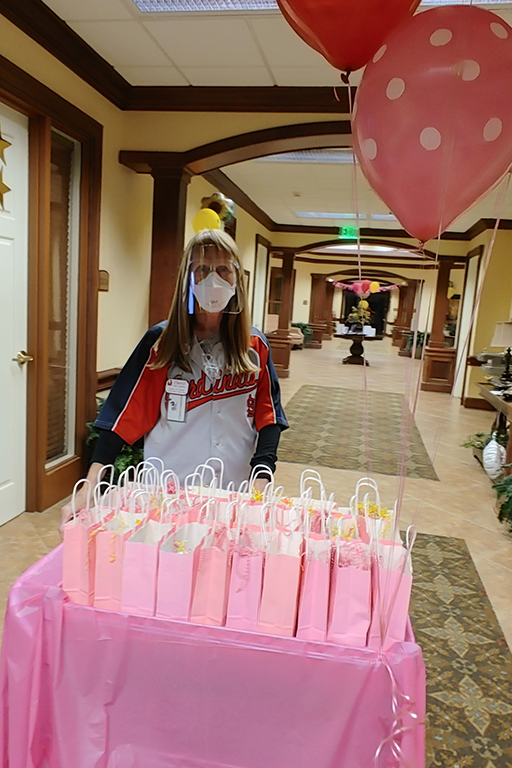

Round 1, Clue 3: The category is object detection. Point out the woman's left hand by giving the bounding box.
[253,477,269,493]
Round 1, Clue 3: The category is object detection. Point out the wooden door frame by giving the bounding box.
[0,54,102,512]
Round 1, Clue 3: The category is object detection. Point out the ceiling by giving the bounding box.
[223,149,512,232]
[39,0,512,234]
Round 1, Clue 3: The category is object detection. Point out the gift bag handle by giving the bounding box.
[184,471,203,506]
[248,463,274,492]
[96,464,115,487]
[142,456,165,475]
[161,469,180,500]
[201,457,225,491]
[238,479,249,495]
[71,478,92,523]
[96,483,121,523]
[299,469,323,496]
[118,466,136,507]
[138,466,159,493]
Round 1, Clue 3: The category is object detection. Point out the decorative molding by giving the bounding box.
[0,0,128,109]
[126,85,355,114]
[293,256,438,270]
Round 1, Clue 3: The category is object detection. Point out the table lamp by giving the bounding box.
[491,321,512,384]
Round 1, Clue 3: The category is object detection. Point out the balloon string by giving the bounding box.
[347,80,373,477]
[379,128,458,646]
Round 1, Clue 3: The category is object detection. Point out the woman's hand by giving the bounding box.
[59,462,105,536]
[252,477,269,493]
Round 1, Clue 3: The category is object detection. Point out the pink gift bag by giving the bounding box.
[258,529,303,637]
[296,528,331,642]
[367,527,416,650]
[226,503,268,632]
[327,539,371,647]
[62,479,100,606]
[93,486,141,612]
[120,519,173,617]
[155,520,210,621]
[190,523,232,627]
[225,548,264,632]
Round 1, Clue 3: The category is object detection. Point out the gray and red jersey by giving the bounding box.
[95,323,288,487]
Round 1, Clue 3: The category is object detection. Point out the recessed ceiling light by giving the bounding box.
[259,150,355,164]
[132,0,279,10]
[295,211,366,219]
[131,0,512,11]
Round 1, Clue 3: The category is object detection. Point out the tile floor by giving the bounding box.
[1,336,511,648]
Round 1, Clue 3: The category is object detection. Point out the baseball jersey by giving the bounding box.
[95,322,288,488]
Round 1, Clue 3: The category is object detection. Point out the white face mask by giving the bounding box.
[192,271,237,313]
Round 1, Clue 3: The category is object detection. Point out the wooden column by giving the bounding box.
[268,252,294,378]
[309,274,330,348]
[422,259,457,393]
[392,281,416,347]
[149,167,192,327]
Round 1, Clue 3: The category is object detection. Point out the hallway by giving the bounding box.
[0,336,511,649]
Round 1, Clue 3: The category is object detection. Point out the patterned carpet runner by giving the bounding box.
[411,533,512,767]
[279,385,438,480]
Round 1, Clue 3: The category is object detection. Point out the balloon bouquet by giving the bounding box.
[277,1,512,243]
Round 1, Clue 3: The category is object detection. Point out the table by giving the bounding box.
[478,382,512,474]
[335,333,384,366]
[0,546,425,768]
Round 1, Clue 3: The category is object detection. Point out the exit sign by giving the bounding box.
[339,225,358,240]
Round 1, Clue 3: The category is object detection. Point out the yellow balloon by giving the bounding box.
[192,208,221,232]
[370,281,380,293]
[359,300,369,309]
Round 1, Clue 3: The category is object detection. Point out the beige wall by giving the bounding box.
[466,229,512,398]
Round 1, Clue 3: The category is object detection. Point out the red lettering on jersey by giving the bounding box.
[247,394,255,418]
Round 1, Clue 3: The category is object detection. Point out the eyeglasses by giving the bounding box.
[190,262,237,283]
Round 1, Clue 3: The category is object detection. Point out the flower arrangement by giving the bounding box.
[347,300,371,328]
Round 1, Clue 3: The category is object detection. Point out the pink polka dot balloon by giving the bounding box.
[353,6,512,243]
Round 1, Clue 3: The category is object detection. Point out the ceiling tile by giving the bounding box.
[116,65,189,85]
[42,0,135,21]
[181,66,273,86]
[68,20,172,66]
[143,18,264,67]
[249,16,328,67]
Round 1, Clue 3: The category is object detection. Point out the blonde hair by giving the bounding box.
[151,229,257,374]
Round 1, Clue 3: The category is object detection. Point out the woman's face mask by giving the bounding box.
[191,270,237,313]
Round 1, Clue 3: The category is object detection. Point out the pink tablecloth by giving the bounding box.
[0,546,425,768]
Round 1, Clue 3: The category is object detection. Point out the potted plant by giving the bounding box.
[291,322,313,346]
[493,470,512,532]
[461,431,508,467]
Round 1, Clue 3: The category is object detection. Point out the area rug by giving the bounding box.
[279,385,438,480]
[411,533,512,768]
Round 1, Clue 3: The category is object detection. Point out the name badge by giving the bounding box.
[166,378,189,423]
[166,379,189,396]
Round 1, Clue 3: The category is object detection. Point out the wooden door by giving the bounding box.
[0,103,29,525]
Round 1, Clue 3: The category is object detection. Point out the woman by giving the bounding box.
[61,229,287,525]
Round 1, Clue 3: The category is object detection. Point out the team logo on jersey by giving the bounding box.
[187,370,258,411]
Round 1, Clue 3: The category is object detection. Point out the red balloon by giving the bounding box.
[353,6,512,242]
[361,280,371,293]
[277,0,421,74]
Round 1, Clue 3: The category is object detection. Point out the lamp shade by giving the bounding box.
[491,321,512,348]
